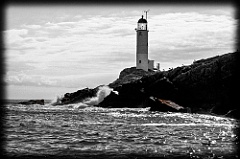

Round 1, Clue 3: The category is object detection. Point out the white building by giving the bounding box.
[135,15,154,71]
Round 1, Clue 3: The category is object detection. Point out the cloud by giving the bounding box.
[22,24,42,29]
[5,71,118,89]
[148,12,236,68]
[4,29,28,44]
[5,73,58,87]
[4,7,236,94]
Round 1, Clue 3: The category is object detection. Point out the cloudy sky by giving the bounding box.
[4,4,236,99]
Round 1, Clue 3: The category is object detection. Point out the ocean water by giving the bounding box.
[3,102,239,159]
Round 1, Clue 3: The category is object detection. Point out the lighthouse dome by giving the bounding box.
[138,16,147,23]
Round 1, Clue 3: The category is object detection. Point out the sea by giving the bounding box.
[3,98,239,159]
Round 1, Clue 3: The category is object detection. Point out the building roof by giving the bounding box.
[138,15,147,23]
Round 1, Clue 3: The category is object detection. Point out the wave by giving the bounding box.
[141,123,236,127]
[51,85,116,108]
[51,95,64,105]
[83,85,112,105]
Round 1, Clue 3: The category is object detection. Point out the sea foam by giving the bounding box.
[51,85,115,107]
[84,85,113,105]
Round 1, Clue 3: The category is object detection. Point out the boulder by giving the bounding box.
[59,87,98,105]
[99,82,148,108]
[148,97,188,112]
[109,67,154,88]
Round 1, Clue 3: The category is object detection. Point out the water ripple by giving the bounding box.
[4,104,239,158]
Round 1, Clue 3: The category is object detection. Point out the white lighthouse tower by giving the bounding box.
[136,12,154,71]
[136,15,148,71]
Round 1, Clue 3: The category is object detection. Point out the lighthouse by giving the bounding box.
[136,14,154,71]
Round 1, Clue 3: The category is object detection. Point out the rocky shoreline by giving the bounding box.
[53,52,239,119]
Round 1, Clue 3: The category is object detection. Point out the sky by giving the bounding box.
[4,4,237,100]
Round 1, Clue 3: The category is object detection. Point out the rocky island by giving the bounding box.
[18,99,45,105]
[56,52,239,119]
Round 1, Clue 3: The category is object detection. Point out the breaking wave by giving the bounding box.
[84,85,112,105]
[51,95,64,105]
[51,85,115,108]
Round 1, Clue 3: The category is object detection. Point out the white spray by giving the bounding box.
[51,85,118,107]
[51,95,64,105]
[84,85,113,105]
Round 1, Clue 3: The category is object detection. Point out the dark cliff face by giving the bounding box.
[101,52,239,118]
[57,52,239,118]
[166,53,239,115]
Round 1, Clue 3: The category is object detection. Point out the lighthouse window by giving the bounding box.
[139,60,141,63]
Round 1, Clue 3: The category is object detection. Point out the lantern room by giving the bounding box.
[137,15,148,30]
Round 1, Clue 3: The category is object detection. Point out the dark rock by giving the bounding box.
[148,97,187,112]
[101,52,239,118]
[19,123,25,127]
[109,67,154,88]
[59,87,99,105]
[224,109,240,119]
[145,77,178,100]
[59,51,239,118]
[169,52,239,116]
[99,82,148,108]
[19,99,44,105]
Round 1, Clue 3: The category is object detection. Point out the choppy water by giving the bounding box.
[3,103,239,158]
